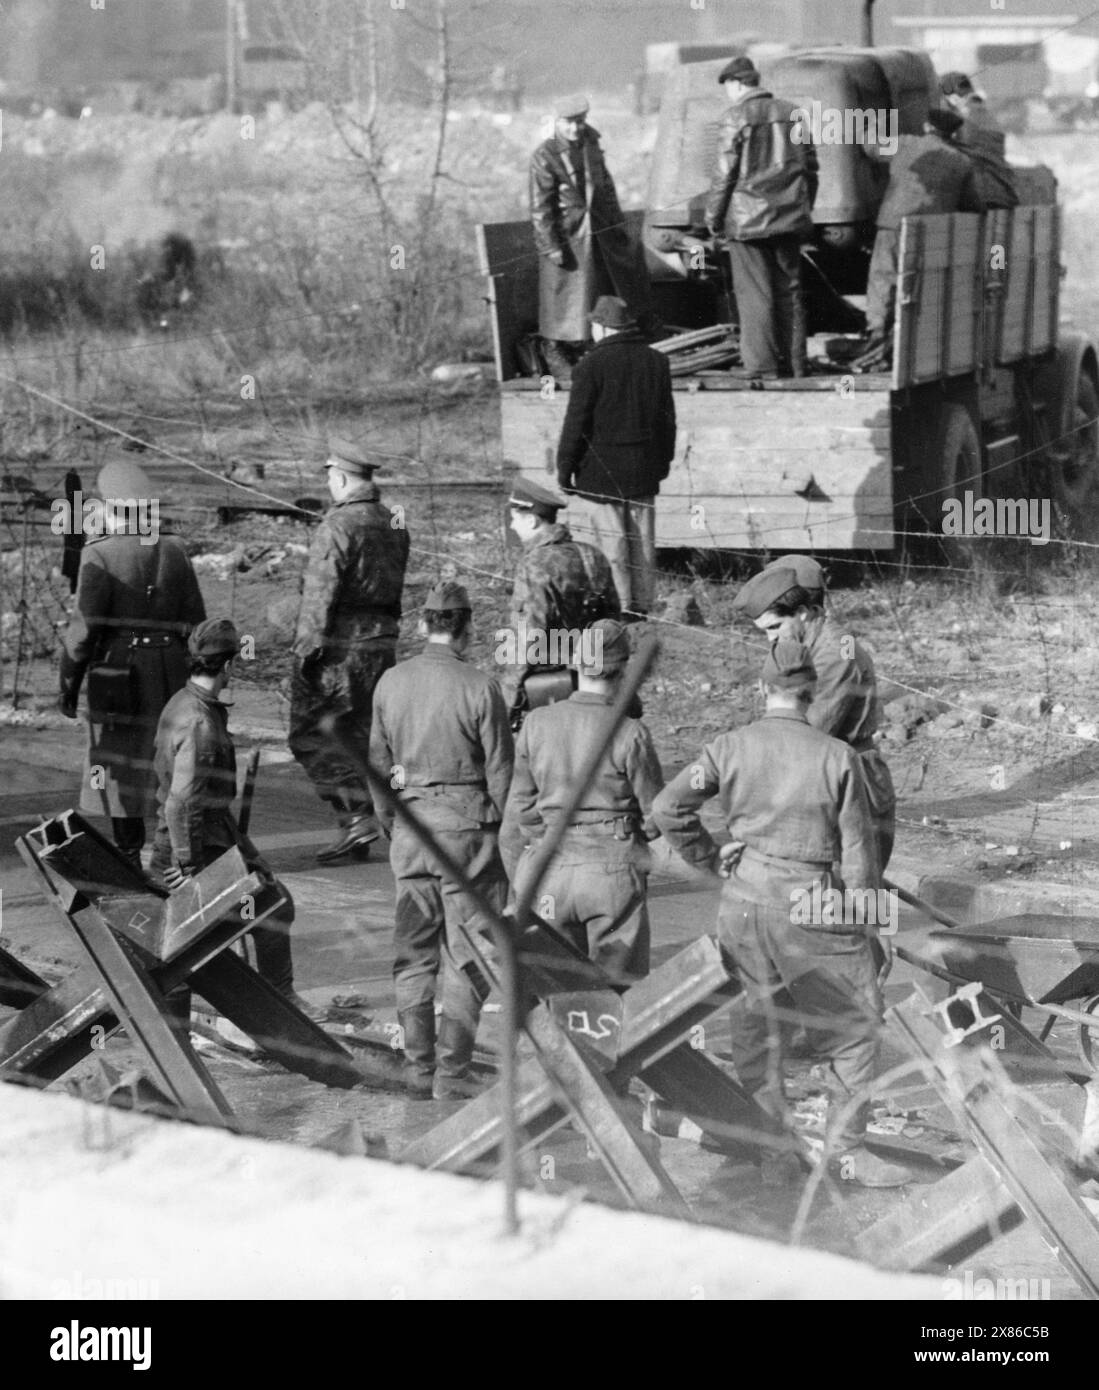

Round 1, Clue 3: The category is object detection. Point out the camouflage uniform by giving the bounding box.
[152,681,295,994]
[651,708,882,1148]
[501,692,663,987]
[289,482,409,822]
[803,615,897,870]
[866,133,986,337]
[370,644,513,1082]
[506,522,620,709]
[60,530,206,852]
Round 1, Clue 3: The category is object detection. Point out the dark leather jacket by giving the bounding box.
[529,127,625,256]
[704,89,818,242]
[154,680,239,868]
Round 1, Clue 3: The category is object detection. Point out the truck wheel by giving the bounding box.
[1052,370,1099,539]
[937,403,985,568]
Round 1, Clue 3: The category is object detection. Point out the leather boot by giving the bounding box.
[316,812,380,864]
[433,1015,483,1100]
[543,340,573,385]
[398,1004,436,1098]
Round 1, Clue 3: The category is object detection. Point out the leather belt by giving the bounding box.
[125,632,180,647]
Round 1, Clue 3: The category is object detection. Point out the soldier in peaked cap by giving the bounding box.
[530,92,651,382]
[370,581,513,1099]
[150,617,313,1014]
[652,640,912,1187]
[500,617,664,988]
[734,560,897,869]
[505,477,621,730]
[59,455,206,869]
[289,433,410,864]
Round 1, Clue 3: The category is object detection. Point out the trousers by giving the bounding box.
[718,889,882,1148]
[864,227,899,337]
[726,235,807,375]
[571,495,657,616]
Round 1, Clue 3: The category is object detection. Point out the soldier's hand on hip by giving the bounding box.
[717,840,746,878]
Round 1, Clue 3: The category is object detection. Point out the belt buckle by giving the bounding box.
[613,817,631,842]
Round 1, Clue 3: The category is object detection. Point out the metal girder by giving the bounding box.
[884,986,1099,1299]
[0,943,48,1009]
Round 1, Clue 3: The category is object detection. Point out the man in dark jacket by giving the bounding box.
[856,109,986,369]
[704,57,818,381]
[289,435,410,864]
[557,295,676,619]
[59,458,206,868]
[941,72,1018,209]
[504,477,620,728]
[371,583,514,1099]
[530,94,650,383]
[151,617,307,1010]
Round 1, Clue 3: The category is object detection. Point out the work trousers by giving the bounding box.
[718,889,882,1149]
[288,648,395,820]
[571,495,657,617]
[390,825,506,1032]
[513,834,650,988]
[864,226,899,337]
[726,234,807,376]
[860,748,897,871]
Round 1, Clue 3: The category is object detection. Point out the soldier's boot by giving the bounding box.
[852,330,892,372]
[316,791,381,865]
[111,817,146,874]
[398,1004,436,1099]
[543,340,574,385]
[432,1015,484,1101]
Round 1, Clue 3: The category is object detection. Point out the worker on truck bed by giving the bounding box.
[529,94,651,385]
[855,109,986,371]
[703,56,818,382]
[941,71,1018,210]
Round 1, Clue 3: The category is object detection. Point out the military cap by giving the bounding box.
[509,477,565,520]
[423,580,471,612]
[575,617,631,673]
[717,56,758,85]
[325,434,380,476]
[188,616,240,661]
[554,93,590,120]
[588,295,637,330]
[762,553,825,596]
[731,566,801,620]
[940,71,974,97]
[96,458,154,503]
[927,107,964,137]
[761,638,816,689]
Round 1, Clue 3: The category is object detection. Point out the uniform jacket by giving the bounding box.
[63,531,206,820]
[875,134,986,229]
[530,127,647,342]
[500,691,664,872]
[651,708,879,904]
[956,100,1017,209]
[371,644,514,833]
[154,680,241,867]
[556,329,677,501]
[804,616,882,750]
[704,89,818,242]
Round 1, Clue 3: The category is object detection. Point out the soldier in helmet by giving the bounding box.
[151,617,309,1010]
[290,435,410,864]
[370,582,514,1099]
[501,617,663,988]
[504,476,621,731]
[59,458,206,869]
[733,559,896,870]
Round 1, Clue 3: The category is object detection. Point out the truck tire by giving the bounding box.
[937,403,984,569]
[1052,370,1099,539]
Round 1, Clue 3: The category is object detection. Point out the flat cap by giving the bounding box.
[940,71,974,97]
[423,580,471,612]
[717,56,758,85]
[927,107,964,137]
[554,93,590,120]
[96,458,153,502]
[509,477,564,519]
[588,295,637,330]
[761,637,816,689]
[731,566,801,620]
[325,434,380,476]
[188,617,240,661]
[575,617,631,673]
[762,553,825,595]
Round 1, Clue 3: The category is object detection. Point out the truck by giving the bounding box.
[478,46,1099,563]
